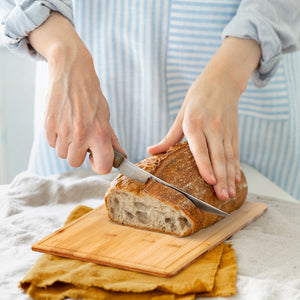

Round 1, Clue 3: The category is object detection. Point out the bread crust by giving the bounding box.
[105,142,248,237]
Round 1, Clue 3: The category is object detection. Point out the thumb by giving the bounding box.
[148,115,184,155]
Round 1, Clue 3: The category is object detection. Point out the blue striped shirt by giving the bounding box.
[1,0,300,200]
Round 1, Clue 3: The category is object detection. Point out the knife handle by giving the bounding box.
[87,148,126,169]
[113,149,126,168]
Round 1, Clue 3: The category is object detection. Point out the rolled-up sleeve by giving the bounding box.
[222,0,300,87]
[0,0,74,60]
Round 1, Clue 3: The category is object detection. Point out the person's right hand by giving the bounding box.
[28,12,123,174]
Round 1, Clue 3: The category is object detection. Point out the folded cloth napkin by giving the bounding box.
[20,205,237,300]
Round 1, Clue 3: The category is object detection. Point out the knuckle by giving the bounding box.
[59,123,70,139]
[225,150,235,163]
[183,118,203,134]
[93,122,110,140]
[45,114,57,132]
[73,121,87,144]
[162,136,170,144]
[210,120,223,136]
[214,150,226,163]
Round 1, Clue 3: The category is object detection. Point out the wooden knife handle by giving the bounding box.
[113,149,126,168]
[87,148,126,169]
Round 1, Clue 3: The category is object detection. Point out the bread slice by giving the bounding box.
[105,142,248,237]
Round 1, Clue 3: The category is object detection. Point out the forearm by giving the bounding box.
[28,11,93,84]
[210,37,261,94]
[0,0,74,59]
[29,12,79,62]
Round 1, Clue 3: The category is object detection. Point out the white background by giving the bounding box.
[0,43,36,184]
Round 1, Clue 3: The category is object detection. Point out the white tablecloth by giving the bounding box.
[0,165,299,300]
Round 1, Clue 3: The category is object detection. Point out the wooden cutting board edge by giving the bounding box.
[154,201,268,276]
[32,201,268,277]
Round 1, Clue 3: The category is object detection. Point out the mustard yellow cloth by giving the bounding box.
[20,205,237,299]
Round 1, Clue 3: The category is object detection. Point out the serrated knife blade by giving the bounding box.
[113,149,229,217]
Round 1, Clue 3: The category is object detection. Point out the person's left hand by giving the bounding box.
[148,62,241,201]
[148,37,261,201]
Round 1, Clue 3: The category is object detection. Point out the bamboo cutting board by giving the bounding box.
[32,199,267,277]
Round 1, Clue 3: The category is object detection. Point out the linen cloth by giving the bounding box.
[19,205,237,299]
[0,167,300,299]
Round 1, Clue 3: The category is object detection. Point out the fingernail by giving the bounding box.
[229,186,236,197]
[221,188,229,199]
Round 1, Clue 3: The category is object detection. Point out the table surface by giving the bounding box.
[240,163,297,202]
[0,166,299,300]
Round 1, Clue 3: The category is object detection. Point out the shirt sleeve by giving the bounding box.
[0,0,74,60]
[222,0,300,87]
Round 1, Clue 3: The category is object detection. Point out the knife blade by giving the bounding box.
[113,149,229,217]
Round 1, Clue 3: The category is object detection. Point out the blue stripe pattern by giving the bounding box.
[166,0,238,118]
[73,0,171,163]
[166,0,289,121]
[28,0,300,200]
[238,52,300,199]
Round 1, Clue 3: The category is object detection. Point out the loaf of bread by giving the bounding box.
[105,142,248,237]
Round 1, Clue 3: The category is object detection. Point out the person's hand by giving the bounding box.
[148,37,261,200]
[29,12,124,173]
[45,48,122,174]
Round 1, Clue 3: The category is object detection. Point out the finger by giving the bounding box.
[147,114,184,155]
[206,135,229,201]
[67,143,88,168]
[232,131,241,183]
[44,113,58,148]
[110,126,126,155]
[185,131,217,186]
[44,82,64,148]
[88,124,114,174]
[55,136,70,159]
[89,143,114,174]
[224,140,236,198]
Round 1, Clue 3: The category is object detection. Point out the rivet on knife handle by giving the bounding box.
[113,149,126,168]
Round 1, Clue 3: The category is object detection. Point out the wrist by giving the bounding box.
[29,12,93,79]
[28,12,80,62]
[214,37,262,93]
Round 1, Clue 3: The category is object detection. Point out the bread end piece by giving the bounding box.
[105,142,248,237]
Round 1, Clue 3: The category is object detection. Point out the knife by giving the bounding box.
[112,149,229,217]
